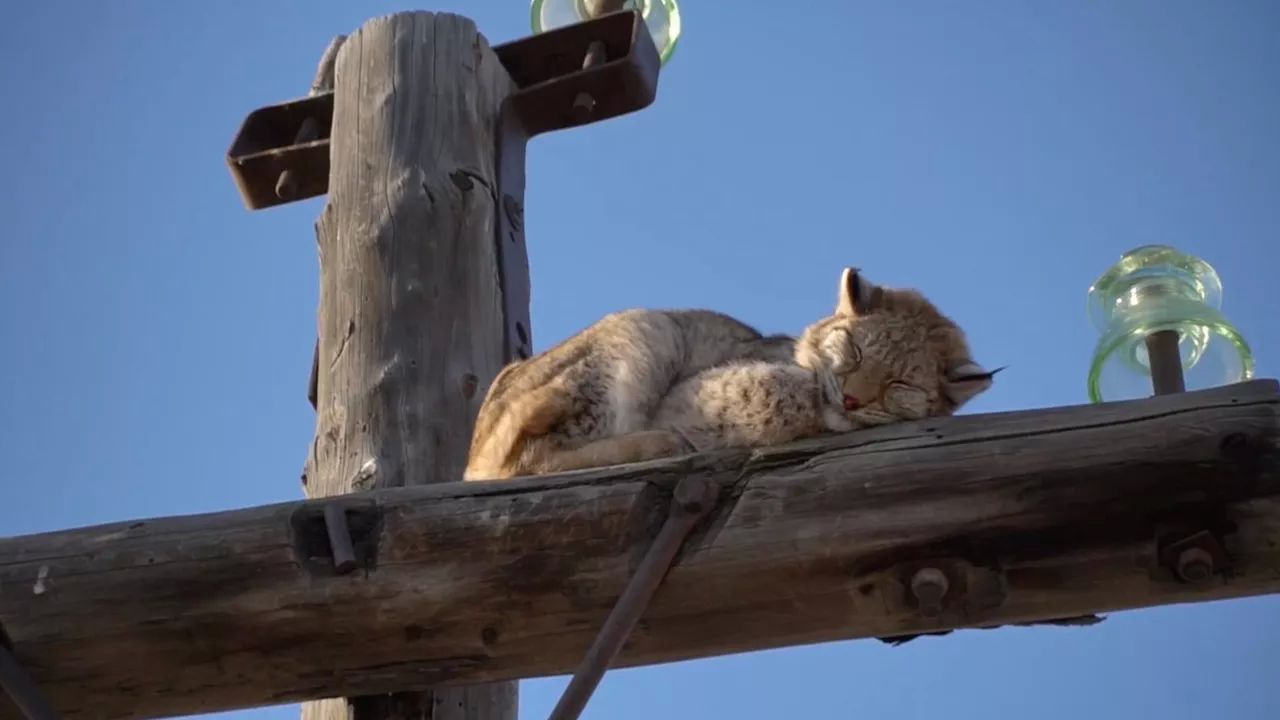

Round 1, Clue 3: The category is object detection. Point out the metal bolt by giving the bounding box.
[571,40,607,122]
[275,169,300,200]
[909,567,949,617]
[582,40,607,69]
[673,477,719,515]
[572,92,597,120]
[1176,547,1215,584]
[274,115,320,200]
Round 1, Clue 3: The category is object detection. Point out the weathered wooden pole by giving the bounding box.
[244,9,660,720]
[296,13,522,720]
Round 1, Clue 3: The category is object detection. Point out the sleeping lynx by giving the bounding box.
[463,267,996,480]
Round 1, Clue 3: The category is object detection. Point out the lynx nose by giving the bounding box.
[843,394,861,411]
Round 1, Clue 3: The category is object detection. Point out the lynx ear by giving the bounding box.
[836,267,884,317]
[945,362,1003,408]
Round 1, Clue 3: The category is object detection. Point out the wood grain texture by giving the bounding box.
[1,380,1278,719]
[297,11,517,720]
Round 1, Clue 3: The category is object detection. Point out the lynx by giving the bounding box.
[463,308,796,480]
[463,268,996,480]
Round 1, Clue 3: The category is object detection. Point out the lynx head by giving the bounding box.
[795,267,999,427]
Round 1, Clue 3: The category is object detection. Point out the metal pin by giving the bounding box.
[571,40,609,122]
[1145,330,1186,395]
[547,477,719,720]
[582,40,607,69]
[324,504,358,574]
[275,116,320,200]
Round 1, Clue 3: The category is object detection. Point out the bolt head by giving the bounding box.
[1176,547,1215,584]
[909,567,949,617]
[673,477,718,514]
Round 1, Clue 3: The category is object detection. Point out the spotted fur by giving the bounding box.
[463,309,795,480]
[463,268,996,480]
[794,267,998,428]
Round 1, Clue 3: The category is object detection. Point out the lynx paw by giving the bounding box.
[815,367,844,407]
[822,405,857,433]
[632,430,695,460]
[815,368,856,432]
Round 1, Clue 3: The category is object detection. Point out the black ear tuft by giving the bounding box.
[944,362,1000,407]
[956,365,1006,381]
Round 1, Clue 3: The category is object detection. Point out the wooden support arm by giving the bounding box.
[2,380,1279,720]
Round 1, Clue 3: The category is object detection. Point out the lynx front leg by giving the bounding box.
[814,366,857,433]
[537,430,694,474]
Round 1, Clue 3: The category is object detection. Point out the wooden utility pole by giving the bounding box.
[2,380,1278,720]
[297,13,519,720]
[212,9,659,720]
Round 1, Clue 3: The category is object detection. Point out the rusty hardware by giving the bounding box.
[274,116,321,201]
[290,498,381,575]
[226,91,334,211]
[547,476,719,720]
[225,10,660,212]
[1176,547,1214,583]
[573,40,608,117]
[909,567,950,618]
[0,632,60,720]
[1145,330,1187,396]
[875,557,1106,646]
[494,9,660,137]
[1159,529,1231,585]
[493,9,660,361]
[228,9,661,378]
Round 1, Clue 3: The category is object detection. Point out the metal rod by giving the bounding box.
[0,644,61,720]
[572,41,608,121]
[323,504,358,574]
[582,39,607,69]
[1145,330,1186,395]
[274,116,320,200]
[582,0,629,18]
[547,477,719,720]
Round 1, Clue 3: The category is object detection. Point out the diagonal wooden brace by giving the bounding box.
[547,477,721,720]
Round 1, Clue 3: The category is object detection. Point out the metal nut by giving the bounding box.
[1176,546,1215,584]
[909,567,949,617]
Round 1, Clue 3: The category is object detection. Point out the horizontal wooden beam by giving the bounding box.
[2,380,1279,720]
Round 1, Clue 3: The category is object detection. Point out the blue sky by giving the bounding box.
[2,1,1278,718]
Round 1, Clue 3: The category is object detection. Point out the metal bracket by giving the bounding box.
[226,91,335,211]
[494,9,660,137]
[547,476,719,720]
[492,9,660,360]
[873,556,1104,646]
[227,9,661,393]
[225,10,660,212]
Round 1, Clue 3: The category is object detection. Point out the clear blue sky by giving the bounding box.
[2,1,1278,718]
